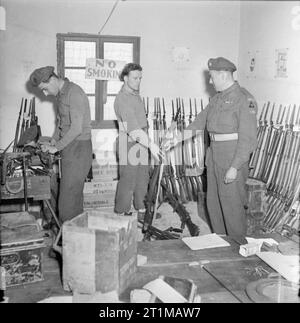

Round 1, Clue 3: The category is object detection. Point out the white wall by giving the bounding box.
[238,1,300,117]
[0,0,241,149]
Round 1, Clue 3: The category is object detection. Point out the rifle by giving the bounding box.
[20,98,28,138]
[143,109,199,240]
[13,98,24,152]
[257,103,275,180]
[160,180,200,236]
[251,101,270,178]
[263,105,283,183]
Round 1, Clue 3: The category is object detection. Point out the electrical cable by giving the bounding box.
[98,0,120,35]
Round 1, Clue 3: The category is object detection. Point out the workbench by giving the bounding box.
[120,234,298,303]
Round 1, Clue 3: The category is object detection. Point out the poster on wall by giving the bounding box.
[246,50,259,79]
[275,48,289,78]
[85,58,126,81]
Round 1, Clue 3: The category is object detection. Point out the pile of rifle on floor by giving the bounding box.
[249,102,300,236]
[141,97,206,240]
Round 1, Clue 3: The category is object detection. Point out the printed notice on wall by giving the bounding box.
[85,58,126,81]
[275,48,288,78]
[246,50,259,79]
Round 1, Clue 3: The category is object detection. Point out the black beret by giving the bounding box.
[208,57,236,72]
[29,66,55,87]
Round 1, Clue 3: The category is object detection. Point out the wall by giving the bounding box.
[0,0,241,150]
[238,1,300,117]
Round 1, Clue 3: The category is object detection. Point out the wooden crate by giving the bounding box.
[0,175,51,200]
[0,212,45,287]
[62,209,137,295]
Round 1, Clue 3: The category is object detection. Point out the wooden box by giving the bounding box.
[0,212,45,287]
[62,209,137,295]
[0,175,51,200]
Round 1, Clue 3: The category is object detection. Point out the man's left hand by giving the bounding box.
[41,144,58,154]
[224,167,237,184]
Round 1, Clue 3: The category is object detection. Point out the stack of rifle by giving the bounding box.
[144,96,205,204]
[13,97,40,152]
[249,102,300,235]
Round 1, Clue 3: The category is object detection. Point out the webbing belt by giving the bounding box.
[209,133,238,141]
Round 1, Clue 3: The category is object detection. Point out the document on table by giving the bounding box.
[256,252,300,284]
[182,233,230,250]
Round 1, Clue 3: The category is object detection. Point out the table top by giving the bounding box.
[129,233,295,303]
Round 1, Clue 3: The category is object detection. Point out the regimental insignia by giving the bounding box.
[248,99,257,114]
[249,101,255,109]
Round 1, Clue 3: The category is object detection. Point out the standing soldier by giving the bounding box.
[29,66,93,223]
[114,63,161,218]
[166,57,258,237]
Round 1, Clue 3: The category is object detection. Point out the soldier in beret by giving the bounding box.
[166,57,258,237]
[29,66,93,223]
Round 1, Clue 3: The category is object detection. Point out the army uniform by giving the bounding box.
[54,79,93,222]
[29,67,92,223]
[114,85,149,213]
[187,57,258,236]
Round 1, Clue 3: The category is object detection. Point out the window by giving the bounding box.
[57,34,140,128]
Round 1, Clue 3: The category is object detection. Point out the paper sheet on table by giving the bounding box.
[182,233,230,250]
[143,278,188,303]
[246,237,279,246]
[256,251,300,284]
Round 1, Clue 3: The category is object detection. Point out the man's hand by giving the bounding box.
[41,143,58,154]
[163,134,179,152]
[224,167,237,184]
[50,138,57,146]
[149,142,164,162]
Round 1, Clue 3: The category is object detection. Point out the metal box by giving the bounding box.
[0,212,45,287]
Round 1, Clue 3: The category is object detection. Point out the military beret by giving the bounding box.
[208,57,236,72]
[29,66,55,87]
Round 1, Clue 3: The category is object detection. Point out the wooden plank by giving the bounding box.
[202,258,276,302]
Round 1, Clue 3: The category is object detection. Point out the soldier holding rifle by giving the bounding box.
[29,66,93,223]
[165,57,258,237]
[114,63,161,218]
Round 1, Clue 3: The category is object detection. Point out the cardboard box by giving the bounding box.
[0,212,45,287]
[83,180,117,195]
[62,209,137,295]
[83,194,116,208]
[83,180,117,208]
[91,159,118,180]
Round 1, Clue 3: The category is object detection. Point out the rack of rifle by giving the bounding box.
[145,96,206,204]
[249,102,300,236]
[13,97,40,152]
[141,97,206,240]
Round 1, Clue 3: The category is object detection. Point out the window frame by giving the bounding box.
[57,33,140,129]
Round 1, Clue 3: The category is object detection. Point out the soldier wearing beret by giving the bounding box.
[166,57,258,237]
[29,66,93,223]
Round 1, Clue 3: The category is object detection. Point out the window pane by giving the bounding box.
[107,81,122,94]
[104,42,133,62]
[65,69,95,94]
[65,41,96,67]
[104,96,117,120]
[88,96,95,121]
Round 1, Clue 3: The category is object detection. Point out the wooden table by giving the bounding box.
[120,234,293,303]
